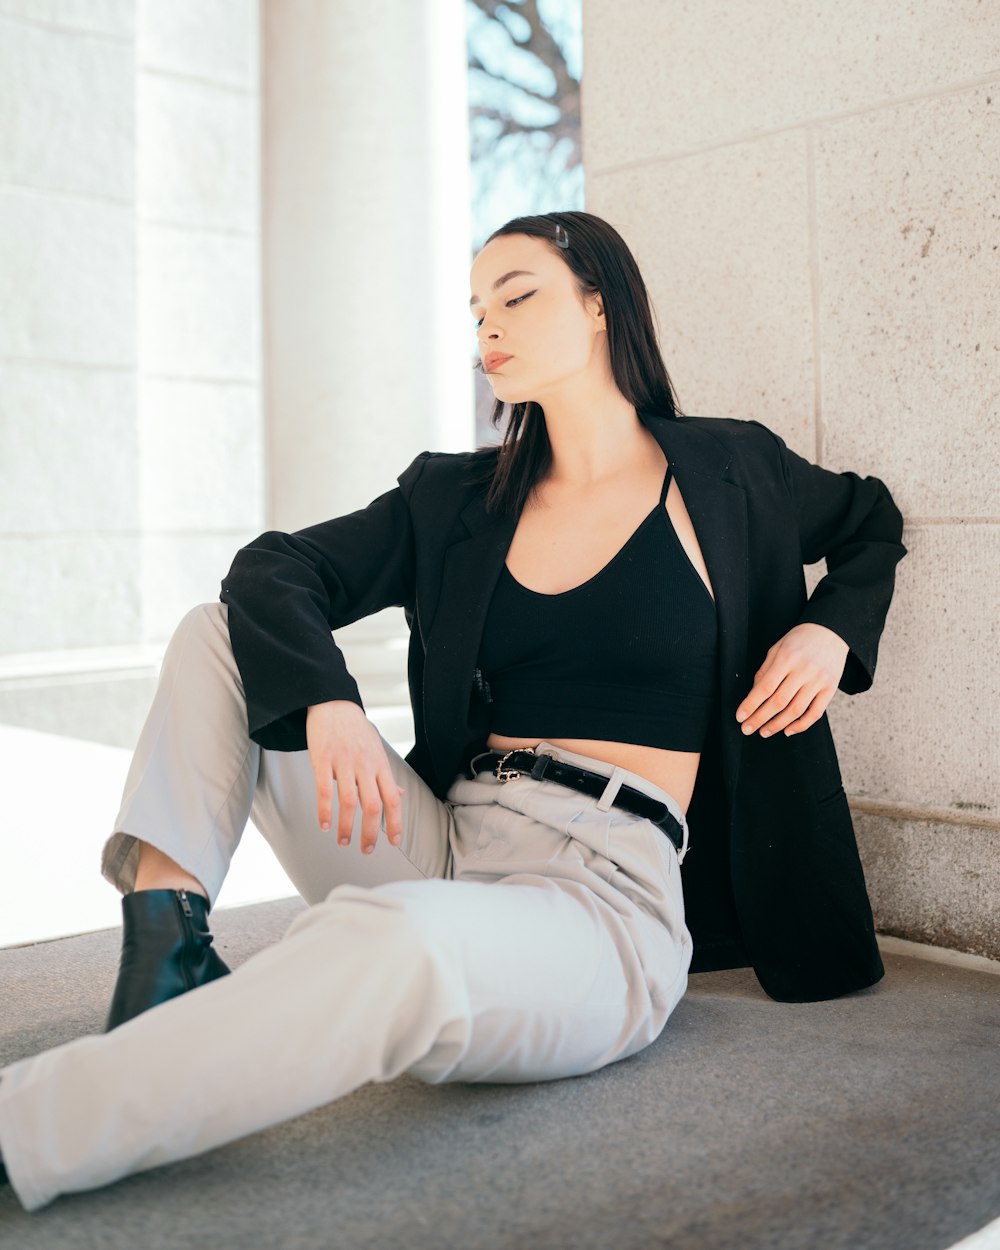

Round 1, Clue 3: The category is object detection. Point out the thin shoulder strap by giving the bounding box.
[658,461,673,508]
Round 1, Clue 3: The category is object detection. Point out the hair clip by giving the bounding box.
[554,223,570,249]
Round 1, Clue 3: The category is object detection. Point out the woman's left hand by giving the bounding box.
[735,623,851,738]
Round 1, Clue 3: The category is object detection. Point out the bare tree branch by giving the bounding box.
[467,0,581,177]
[470,65,562,111]
[470,106,578,154]
[467,0,582,238]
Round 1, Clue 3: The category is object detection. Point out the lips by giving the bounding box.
[484,353,513,371]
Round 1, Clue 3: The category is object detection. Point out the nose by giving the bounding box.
[476,310,503,345]
[478,328,503,357]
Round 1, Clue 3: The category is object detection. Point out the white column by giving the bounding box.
[136,0,265,640]
[262,0,474,533]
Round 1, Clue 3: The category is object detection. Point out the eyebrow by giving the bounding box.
[469,270,537,309]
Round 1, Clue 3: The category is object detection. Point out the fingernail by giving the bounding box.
[742,723,753,735]
[339,837,350,846]
[760,729,770,738]
[391,834,401,845]
[364,845,373,855]
[321,821,330,831]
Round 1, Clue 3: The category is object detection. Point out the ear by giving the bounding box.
[588,290,605,326]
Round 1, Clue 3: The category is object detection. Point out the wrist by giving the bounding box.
[307,699,364,715]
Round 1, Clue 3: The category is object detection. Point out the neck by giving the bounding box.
[538,397,654,489]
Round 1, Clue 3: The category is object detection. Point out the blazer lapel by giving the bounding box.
[650,417,749,815]
[422,414,749,805]
[421,500,516,787]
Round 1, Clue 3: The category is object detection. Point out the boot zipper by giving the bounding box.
[175,889,196,990]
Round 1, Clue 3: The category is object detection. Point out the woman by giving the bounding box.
[0,211,906,1212]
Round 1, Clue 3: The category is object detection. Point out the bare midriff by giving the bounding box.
[484,731,702,816]
[484,430,715,820]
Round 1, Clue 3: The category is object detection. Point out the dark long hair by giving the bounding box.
[466,210,685,517]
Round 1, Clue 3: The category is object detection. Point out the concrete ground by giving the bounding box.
[1,724,999,1248]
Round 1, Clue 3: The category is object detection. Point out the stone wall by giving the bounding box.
[0,0,473,750]
[583,0,1000,959]
[0,0,264,745]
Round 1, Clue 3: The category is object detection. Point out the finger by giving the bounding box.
[758,686,826,738]
[379,774,405,846]
[739,674,801,735]
[772,689,830,737]
[312,764,334,832]
[334,769,358,846]
[355,774,385,854]
[735,661,788,724]
[736,687,771,725]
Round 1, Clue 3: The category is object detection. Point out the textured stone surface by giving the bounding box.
[587,130,815,434]
[137,224,260,381]
[0,363,138,534]
[139,532,257,643]
[0,13,133,198]
[815,83,1000,514]
[137,70,259,232]
[835,522,999,817]
[0,189,135,363]
[0,1,133,37]
[857,810,1000,960]
[136,0,258,88]
[0,535,141,652]
[0,7,140,667]
[132,0,265,657]
[139,379,263,531]
[584,0,1000,168]
[585,1,1000,965]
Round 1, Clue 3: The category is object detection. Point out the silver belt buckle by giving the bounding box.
[495,746,533,782]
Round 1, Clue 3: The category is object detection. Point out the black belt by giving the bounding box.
[468,748,686,856]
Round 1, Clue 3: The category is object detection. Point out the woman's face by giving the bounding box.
[469,233,605,407]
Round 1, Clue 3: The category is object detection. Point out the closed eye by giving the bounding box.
[474,290,535,329]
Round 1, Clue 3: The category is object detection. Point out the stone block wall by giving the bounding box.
[0,2,141,654]
[0,1,474,754]
[0,0,264,745]
[583,1,1000,958]
[136,0,263,639]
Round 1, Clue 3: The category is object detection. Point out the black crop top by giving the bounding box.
[477,460,719,752]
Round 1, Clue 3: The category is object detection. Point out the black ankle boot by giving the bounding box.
[104,888,231,1032]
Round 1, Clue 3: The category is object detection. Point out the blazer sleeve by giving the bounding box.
[747,420,908,695]
[219,449,435,751]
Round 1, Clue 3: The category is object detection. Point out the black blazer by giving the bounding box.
[220,412,908,1003]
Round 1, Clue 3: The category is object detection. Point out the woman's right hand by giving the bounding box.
[305,701,406,855]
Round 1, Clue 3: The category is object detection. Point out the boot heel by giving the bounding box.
[104,887,231,1032]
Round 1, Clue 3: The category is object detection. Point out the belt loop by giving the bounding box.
[530,752,554,780]
[596,766,627,812]
[677,818,690,865]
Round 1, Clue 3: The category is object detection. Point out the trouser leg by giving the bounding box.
[0,858,684,1214]
[101,602,451,911]
[0,760,691,1214]
[250,720,450,904]
[0,883,473,1213]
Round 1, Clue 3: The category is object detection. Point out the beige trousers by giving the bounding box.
[0,603,692,1213]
